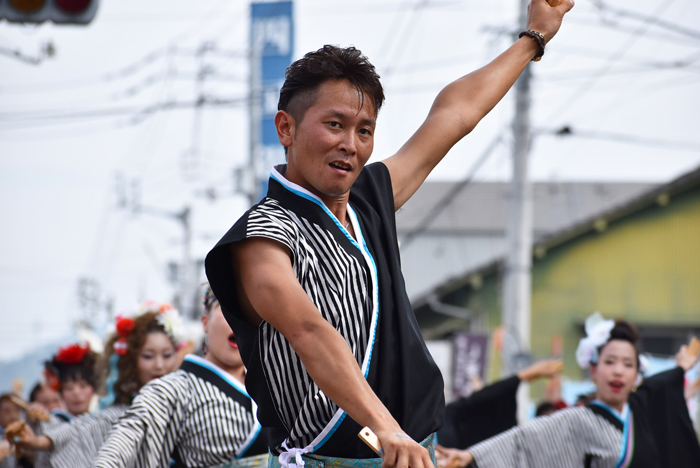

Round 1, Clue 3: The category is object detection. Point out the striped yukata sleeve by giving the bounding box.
[34,414,68,468]
[96,369,258,468]
[469,407,622,468]
[94,372,190,468]
[45,405,127,468]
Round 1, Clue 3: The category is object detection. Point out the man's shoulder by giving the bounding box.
[352,162,393,201]
[356,161,390,187]
[249,197,297,223]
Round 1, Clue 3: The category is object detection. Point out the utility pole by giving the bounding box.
[503,0,534,425]
[138,205,195,319]
[115,174,197,318]
[183,41,215,181]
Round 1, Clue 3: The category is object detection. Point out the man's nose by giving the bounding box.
[339,131,357,155]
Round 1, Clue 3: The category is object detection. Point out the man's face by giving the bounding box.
[0,400,21,429]
[283,79,376,203]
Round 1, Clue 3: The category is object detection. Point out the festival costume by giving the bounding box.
[32,412,72,468]
[468,367,700,467]
[43,404,128,468]
[206,163,445,463]
[94,354,267,468]
[437,376,520,449]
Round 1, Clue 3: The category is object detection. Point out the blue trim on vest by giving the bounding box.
[183,354,249,397]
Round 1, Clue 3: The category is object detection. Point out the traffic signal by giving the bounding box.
[0,0,98,25]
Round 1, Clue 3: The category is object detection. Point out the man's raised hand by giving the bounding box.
[527,0,575,43]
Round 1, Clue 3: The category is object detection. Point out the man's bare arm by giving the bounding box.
[383,0,574,210]
[232,237,434,468]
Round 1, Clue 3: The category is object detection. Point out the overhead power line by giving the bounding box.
[401,133,504,248]
[0,95,250,130]
[544,0,680,123]
[592,0,700,41]
[541,125,700,152]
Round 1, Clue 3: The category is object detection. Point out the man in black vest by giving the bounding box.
[206,2,574,467]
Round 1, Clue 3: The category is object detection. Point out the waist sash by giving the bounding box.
[268,434,436,468]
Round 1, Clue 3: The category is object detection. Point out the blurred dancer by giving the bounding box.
[44,343,99,420]
[437,359,562,449]
[95,285,267,468]
[28,384,62,417]
[16,303,182,468]
[436,313,700,467]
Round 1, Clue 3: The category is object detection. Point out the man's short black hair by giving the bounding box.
[278,45,385,125]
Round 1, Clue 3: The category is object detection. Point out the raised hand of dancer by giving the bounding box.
[517,359,564,382]
[527,0,575,43]
[435,445,473,468]
[676,337,700,371]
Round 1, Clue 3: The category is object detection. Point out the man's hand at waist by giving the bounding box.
[370,423,434,468]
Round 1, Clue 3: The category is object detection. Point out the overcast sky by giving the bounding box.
[1,0,699,361]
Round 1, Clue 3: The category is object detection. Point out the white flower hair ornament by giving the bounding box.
[576,311,615,369]
[576,311,650,386]
[153,304,186,346]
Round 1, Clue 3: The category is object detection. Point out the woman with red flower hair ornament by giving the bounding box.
[44,342,98,420]
[95,285,268,468]
[17,342,101,468]
[13,302,184,468]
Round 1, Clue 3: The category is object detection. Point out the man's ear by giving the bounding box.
[275,110,295,149]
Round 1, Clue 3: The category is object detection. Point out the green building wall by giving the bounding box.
[448,185,700,391]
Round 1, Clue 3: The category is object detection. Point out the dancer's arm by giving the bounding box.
[14,424,54,451]
[233,237,434,468]
[383,0,574,210]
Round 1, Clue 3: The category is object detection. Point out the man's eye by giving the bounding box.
[359,128,372,136]
[328,121,340,128]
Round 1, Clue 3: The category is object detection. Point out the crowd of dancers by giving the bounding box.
[0,293,698,468]
[0,289,267,468]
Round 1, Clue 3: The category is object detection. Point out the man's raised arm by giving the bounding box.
[232,238,434,468]
[383,0,574,210]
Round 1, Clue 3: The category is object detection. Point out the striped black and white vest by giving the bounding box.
[206,162,445,459]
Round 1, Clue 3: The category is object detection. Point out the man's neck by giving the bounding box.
[277,164,352,227]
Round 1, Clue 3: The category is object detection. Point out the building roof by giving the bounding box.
[410,164,700,308]
[396,180,657,238]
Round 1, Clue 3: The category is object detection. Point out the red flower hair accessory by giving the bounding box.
[116,316,135,337]
[55,343,90,365]
[114,339,128,355]
[114,315,136,356]
[43,369,61,392]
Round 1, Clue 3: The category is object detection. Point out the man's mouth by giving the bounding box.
[228,333,238,349]
[329,161,352,172]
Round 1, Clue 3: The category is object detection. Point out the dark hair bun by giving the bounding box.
[609,320,639,345]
